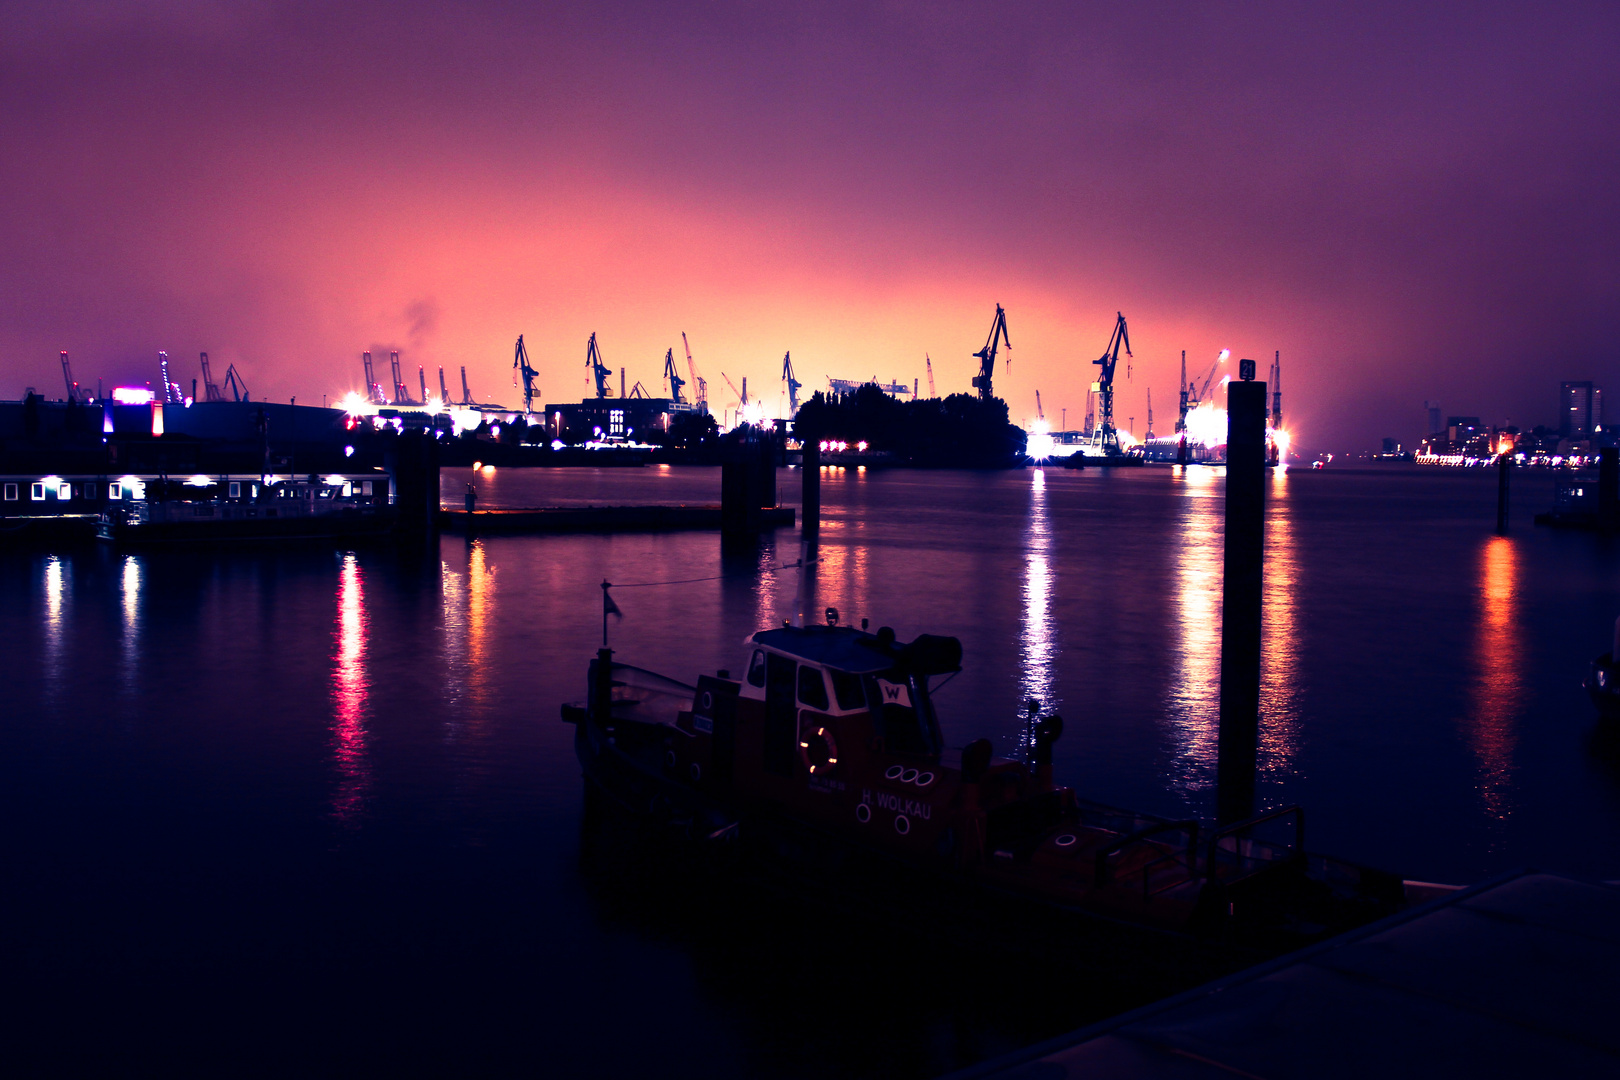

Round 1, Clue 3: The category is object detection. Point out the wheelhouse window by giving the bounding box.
[3,483,16,501]
[746,649,767,688]
[83,483,96,499]
[830,670,865,711]
[797,665,829,711]
[31,483,44,500]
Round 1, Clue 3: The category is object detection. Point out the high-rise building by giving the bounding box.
[1425,401,1442,435]
[1561,381,1602,438]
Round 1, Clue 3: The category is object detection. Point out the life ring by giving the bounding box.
[855,803,871,823]
[894,814,911,835]
[798,723,839,774]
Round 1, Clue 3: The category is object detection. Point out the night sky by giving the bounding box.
[3,2,1616,451]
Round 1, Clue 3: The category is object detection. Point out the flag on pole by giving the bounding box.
[602,580,622,618]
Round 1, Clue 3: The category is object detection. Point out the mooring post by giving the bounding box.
[1600,447,1618,532]
[1496,454,1510,533]
[1218,365,1266,825]
[801,427,820,541]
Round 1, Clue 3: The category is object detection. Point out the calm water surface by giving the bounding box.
[5,464,1619,1074]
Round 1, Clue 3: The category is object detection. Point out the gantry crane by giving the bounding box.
[390,350,412,404]
[1189,349,1228,408]
[363,351,386,404]
[783,352,801,415]
[159,351,178,403]
[418,366,428,406]
[1177,350,1188,433]
[513,335,540,413]
[461,366,473,406]
[971,304,1010,401]
[1146,388,1154,439]
[663,348,686,404]
[681,332,707,409]
[925,354,937,398]
[1035,389,1045,423]
[439,367,450,404]
[721,372,746,409]
[1089,312,1131,457]
[199,352,224,402]
[585,332,612,398]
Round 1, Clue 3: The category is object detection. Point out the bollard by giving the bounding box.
[1218,372,1266,825]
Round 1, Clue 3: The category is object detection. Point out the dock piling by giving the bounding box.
[1600,447,1618,531]
[1218,373,1266,825]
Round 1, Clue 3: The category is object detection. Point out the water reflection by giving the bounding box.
[41,555,67,704]
[1018,469,1057,747]
[441,539,497,737]
[1466,535,1523,827]
[331,552,371,822]
[121,555,141,693]
[1258,469,1302,791]
[1166,469,1222,800]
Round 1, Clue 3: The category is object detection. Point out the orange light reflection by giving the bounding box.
[1466,535,1523,826]
[1166,473,1222,798]
[1018,468,1058,749]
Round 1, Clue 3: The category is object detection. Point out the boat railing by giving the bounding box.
[1205,805,1305,885]
[1094,820,1200,897]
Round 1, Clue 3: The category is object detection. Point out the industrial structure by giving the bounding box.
[971,303,1010,401]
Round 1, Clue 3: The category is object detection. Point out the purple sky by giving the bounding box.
[3,1,1617,450]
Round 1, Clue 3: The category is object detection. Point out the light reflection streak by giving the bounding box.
[43,555,66,700]
[331,553,371,822]
[1018,469,1057,750]
[1466,535,1522,827]
[1166,472,1222,799]
[121,556,140,692]
[1258,469,1301,790]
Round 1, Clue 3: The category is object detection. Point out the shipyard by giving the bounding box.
[4,5,1620,1079]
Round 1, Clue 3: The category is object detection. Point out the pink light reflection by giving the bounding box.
[331,553,371,822]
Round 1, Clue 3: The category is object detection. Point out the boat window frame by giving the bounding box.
[746,649,767,688]
[829,669,865,712]
[796,664,830,711]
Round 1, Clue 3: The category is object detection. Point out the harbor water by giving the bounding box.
[4,464,1619,1074]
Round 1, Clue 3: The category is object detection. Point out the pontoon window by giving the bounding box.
[3,483,16,501]
[862,674,942,756]
[797,665,829,711]
[746,649,767,688]
[829,670,865,711]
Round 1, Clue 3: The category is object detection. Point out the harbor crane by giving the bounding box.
[222,364,248,402]
[720,371,745,405]
[586,332,612,398]
[513,335,540,413]
[681,332,707,408]
[783,352,801,415]
[390,350,413,404]
[1035,389,1045,423]
[971,303,1010,401]
[1177,350,1188,433]
[460,366,473,406]
[1089,312,1131,457]
[925,354,937,398]
[439,367,450,404]
[1189,349,1228,408]
[663,348,686,403]
[1146,388,1154,439]
[418,366,428,406]
[159,351,180,403]
[628,380,650,399]
[363,351,386,404]
[199,352,224,402]
[1269,351,1281,428]
[59,351,83,402]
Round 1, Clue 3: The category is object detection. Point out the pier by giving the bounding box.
[442,504,794,534]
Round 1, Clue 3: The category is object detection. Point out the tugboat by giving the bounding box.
[563,612,1428,964]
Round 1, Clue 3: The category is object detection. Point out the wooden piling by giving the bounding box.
[1218,376,1266,825]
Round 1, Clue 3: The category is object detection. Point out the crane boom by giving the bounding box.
[1193,349,1228,405]
[720,371,745,406]
[663,348,686,403]
[1146,388,1154,439]
[971,304,1010,401]
[925,354,937,398]
[59,350,81,402]
[222,364,248,402]
[461,366,472,406]
[1035,389,1044,421]
[363,351,385,404]
[783,352,801,415]
[1089,312,1132,456]
[513,335,540,413]
[439,367,449,404]
[199,352,223,402]
[418,366,428,405]
[585,332,612,398]
[681,332,706,408]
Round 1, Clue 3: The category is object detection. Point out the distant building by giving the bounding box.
[1560,381,1602,438]
[543,397,703,442]
[1425,401,1442,435]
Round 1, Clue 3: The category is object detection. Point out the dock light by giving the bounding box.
[324,475,346,487]
[344,445,354,457]
[186,474,212,487]
[551,440,565,450]
[472,461,482,470]
[112,387,155,405]
[481,464,495,476]
[857,441,868,452]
